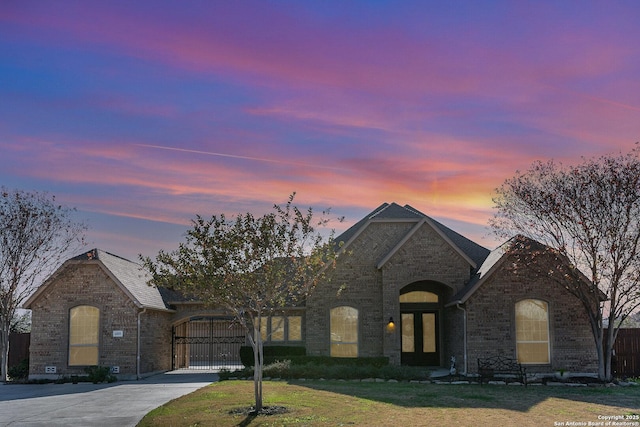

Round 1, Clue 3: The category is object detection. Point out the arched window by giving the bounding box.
[330,306,358,357]
[399,291,439,303]
[69,305,100,366]
[515,299,550,364]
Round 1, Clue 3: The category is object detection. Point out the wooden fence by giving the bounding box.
[611,328,640,378]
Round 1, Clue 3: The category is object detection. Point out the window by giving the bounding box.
[330,306,358,357]
[515,299,550,364]
[288,316,302,341]
[259,317,268,341]
[256,316,302,342]
[399,291,438,303]
[69,305,100,366]
[271,316,285,341]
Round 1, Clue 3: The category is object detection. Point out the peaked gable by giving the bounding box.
[337,202,490,270]
[24,249,170,311]
[447,235,597,306]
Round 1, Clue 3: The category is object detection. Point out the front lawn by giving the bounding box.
[139,380,640,426]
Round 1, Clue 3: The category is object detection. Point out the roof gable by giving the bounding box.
[92,250,168,311]
[447,235,597,306]
[337,203,489,270]
[448,238,513,305]
[24,249,170,311]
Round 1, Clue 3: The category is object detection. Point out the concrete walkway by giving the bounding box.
[0,370,218,427]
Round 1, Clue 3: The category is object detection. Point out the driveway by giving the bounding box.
[0,370,218,426]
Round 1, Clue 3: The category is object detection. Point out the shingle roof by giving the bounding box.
[446,235,594,306]
[335,203,390,246]
[70,249,170,311]
[424,214,491,269]
[448,238,513,305]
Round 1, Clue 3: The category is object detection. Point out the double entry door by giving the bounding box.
[400,310,439,366]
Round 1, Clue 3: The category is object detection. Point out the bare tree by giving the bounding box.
[10,310,31,334]
[491,146,640,381]
[143,194,340,412]
[0,188,86,381]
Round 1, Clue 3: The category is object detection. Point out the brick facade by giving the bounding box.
[25,203,599,378]
[306,219,474,365]
[28,262,173,380]
[305,205,597,374]
[464,251,597,374]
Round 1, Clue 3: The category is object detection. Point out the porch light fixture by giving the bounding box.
[386,317,395,333]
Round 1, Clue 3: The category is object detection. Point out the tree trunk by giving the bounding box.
[0,328,8,382]
[595,338,606,382]
[589,317,606,382]
[252,323,263,412]
[604,323,617,382]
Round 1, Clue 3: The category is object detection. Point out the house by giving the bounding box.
[24,250,174,379]
[24,203,597,380]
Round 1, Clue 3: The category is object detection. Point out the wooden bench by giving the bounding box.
[477,355,527,386]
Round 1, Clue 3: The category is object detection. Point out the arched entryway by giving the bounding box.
[172,316,245,369]
[399,281,448,366]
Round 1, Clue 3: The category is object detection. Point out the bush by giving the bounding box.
[239,345,306,366]
[84,366,117,383]
[263,360,292,378]
[220,358,429,381]
[8,358,29,381]
[239,345,389,369]
[287,356,389,368]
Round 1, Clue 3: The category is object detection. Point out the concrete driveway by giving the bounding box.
[0,370,218,427]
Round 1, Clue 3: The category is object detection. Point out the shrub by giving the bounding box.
[239,345,306,366]
[8,358,29,381]
[286,356,389,368]
[84,366,117,383]
[239,344,389,370]
[263,360,292,378]
[220,358,429,382]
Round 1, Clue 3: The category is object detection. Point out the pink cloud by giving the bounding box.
[3,2,639,255]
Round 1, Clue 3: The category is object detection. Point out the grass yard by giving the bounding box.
[139,379,640,427]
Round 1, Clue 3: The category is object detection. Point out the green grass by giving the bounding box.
[138,379,640,426]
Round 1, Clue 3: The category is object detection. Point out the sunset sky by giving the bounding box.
[1,1,639,261]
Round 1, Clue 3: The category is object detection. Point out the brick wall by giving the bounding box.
[28,262,173,380]
[306,221,414,358]
[465,252,597,374]
[443,305,466,373]
[140,309,172,374]
[307,221,473,365]
[380,225,473,365]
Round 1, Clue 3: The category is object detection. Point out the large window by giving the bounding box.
[330,306,358,357]
[515,299,550,364]
[257,316,302,342]
[69,305,100,366]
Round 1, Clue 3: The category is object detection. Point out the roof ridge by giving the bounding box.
[368,202,391,219]
[72,248,136,264]
[402,204,427,217]
[96,249,137,264]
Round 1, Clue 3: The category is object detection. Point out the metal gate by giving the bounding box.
[172,316,246,370]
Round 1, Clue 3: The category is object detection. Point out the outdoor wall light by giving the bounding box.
[386,317,395,332]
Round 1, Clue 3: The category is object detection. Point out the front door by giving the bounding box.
[401,310,439,366]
